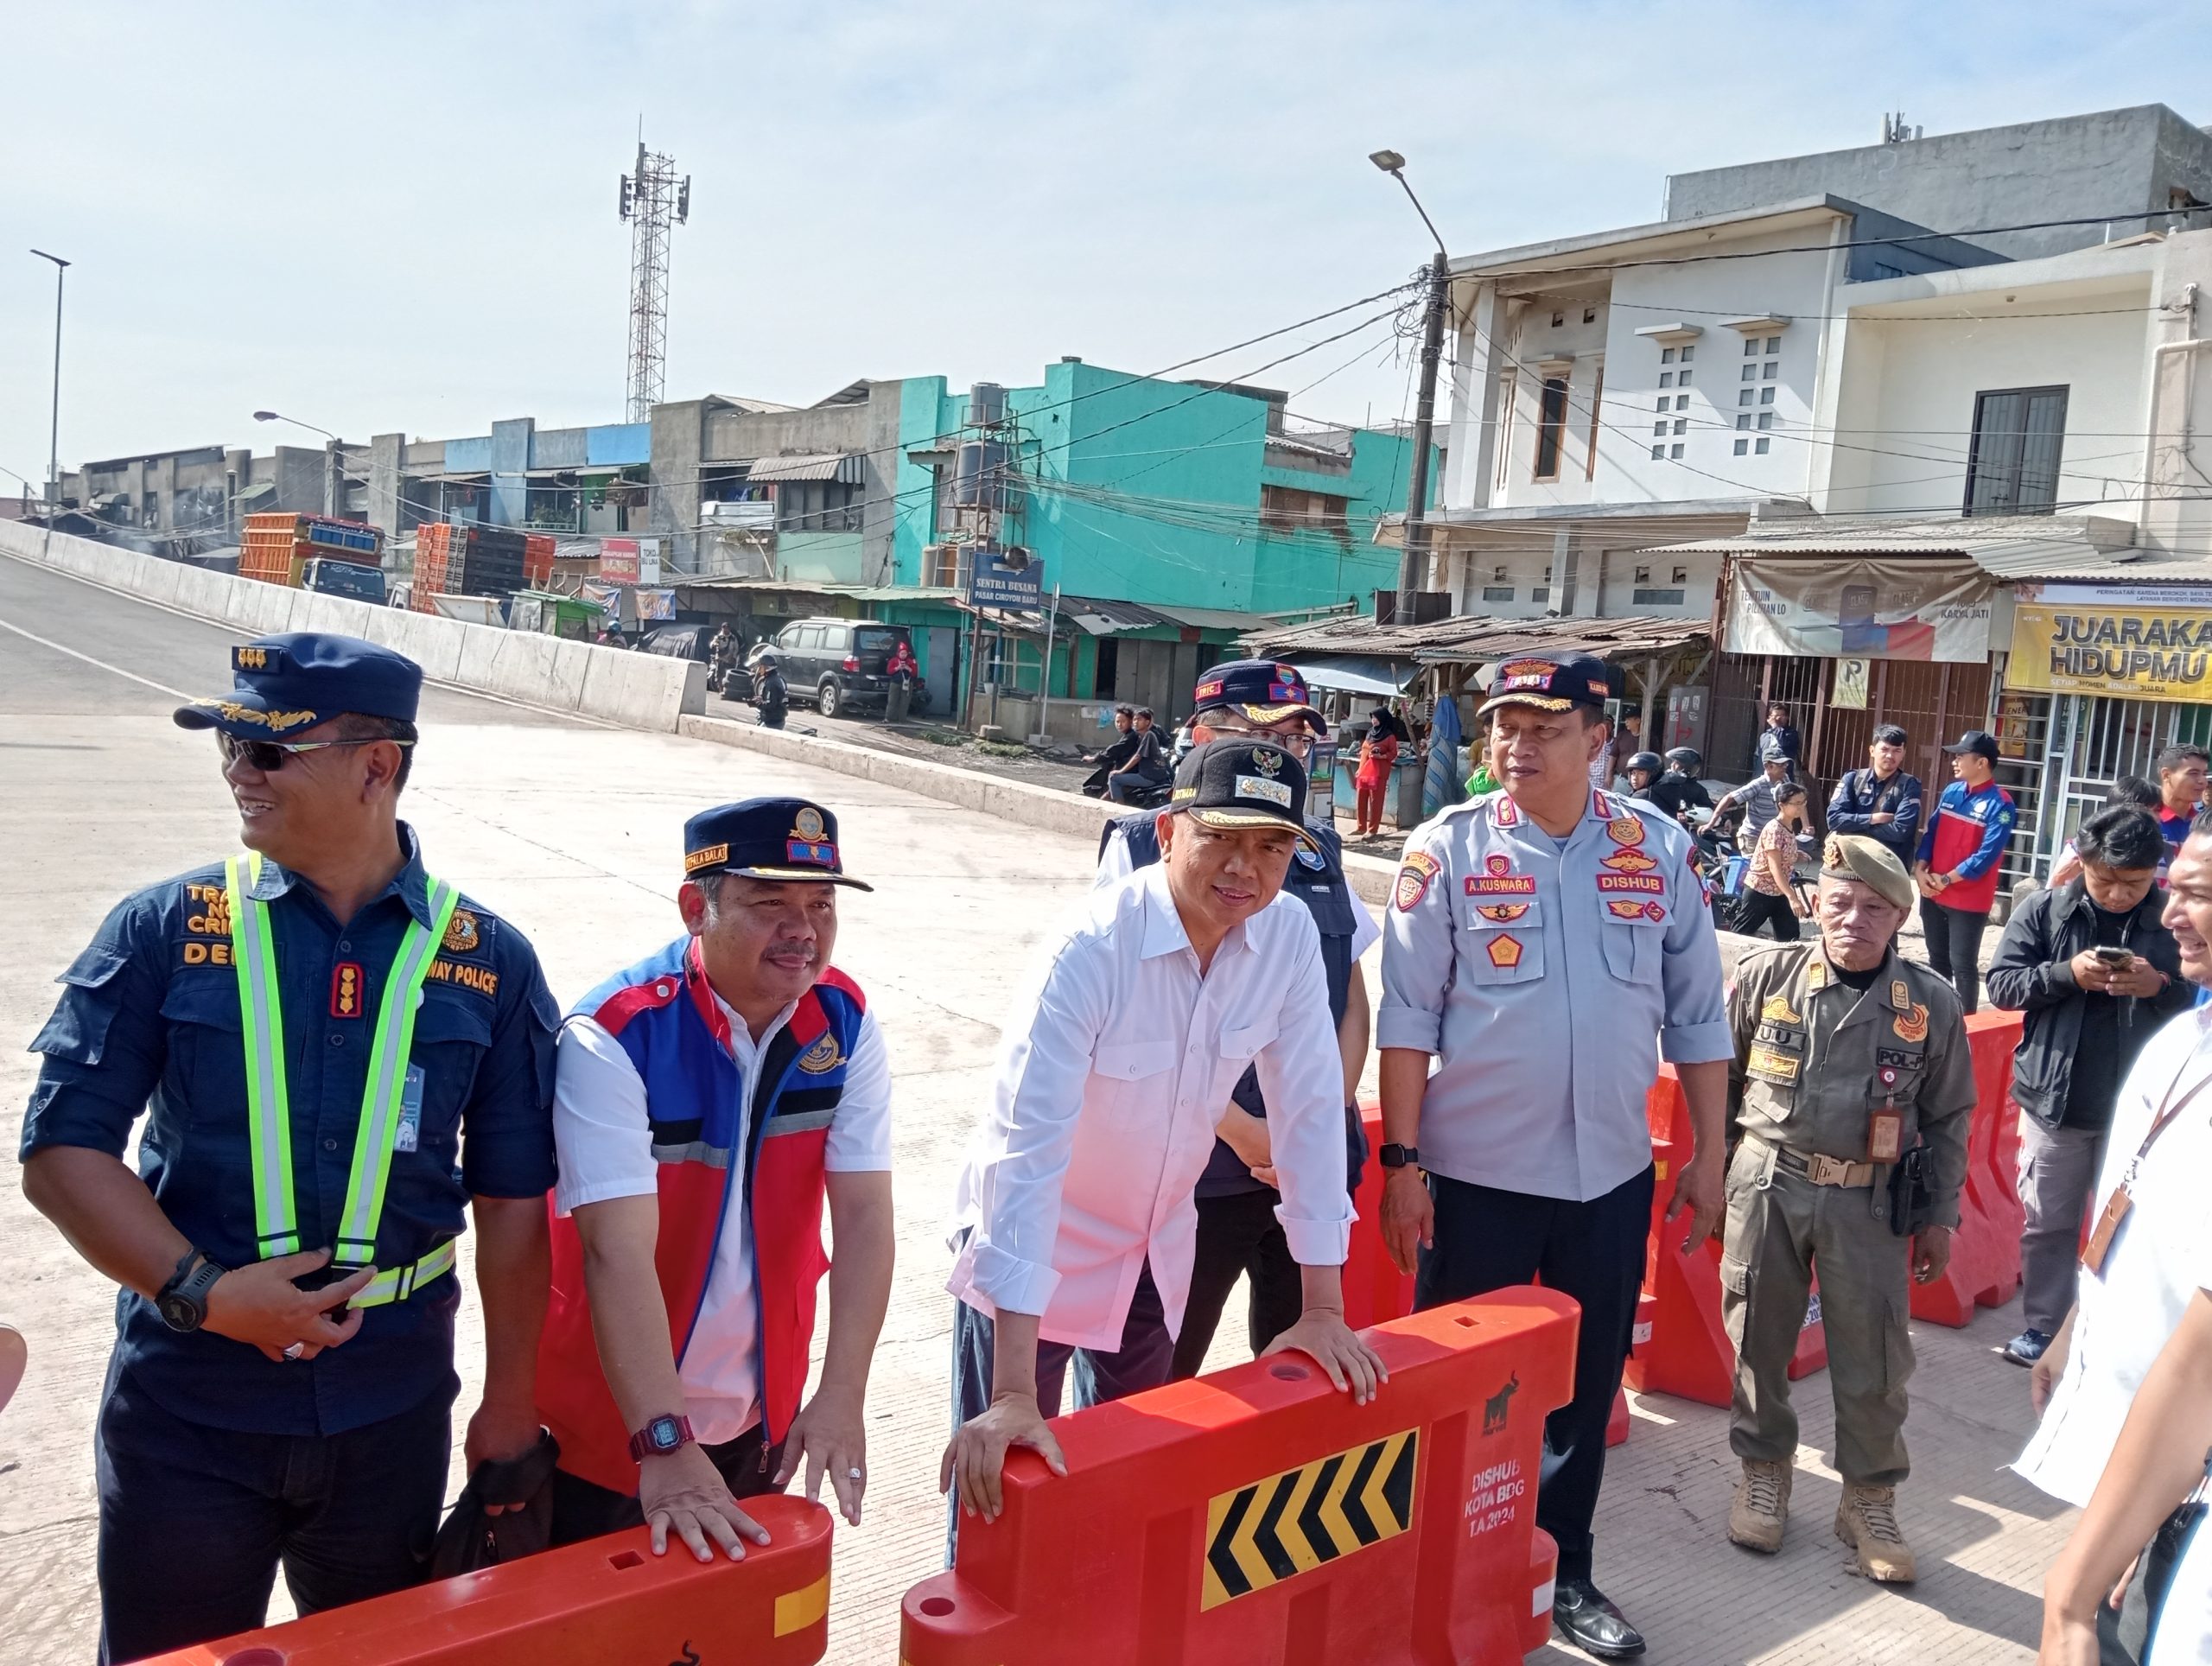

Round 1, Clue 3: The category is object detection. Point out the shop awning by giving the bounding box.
[1290,653,1419,696]
[1643,512,2140,580]
[744,453,867,484]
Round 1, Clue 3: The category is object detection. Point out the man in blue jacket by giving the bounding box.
[1827,725,1923,868]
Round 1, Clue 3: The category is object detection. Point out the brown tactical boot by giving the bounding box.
[1834,1484,1917,1583]
[1727,1459,1791,1554]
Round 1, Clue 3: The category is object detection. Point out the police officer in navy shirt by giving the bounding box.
[1097,659,1377,1374]
[21,633,560,1663]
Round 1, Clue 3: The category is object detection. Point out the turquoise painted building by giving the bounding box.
[890,359,1432,615]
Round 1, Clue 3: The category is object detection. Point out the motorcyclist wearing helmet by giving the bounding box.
[1644,746,1713,827]
[1624,751,1665,796]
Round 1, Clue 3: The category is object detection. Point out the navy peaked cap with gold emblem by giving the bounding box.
[1477,649,1618,718]
[174,633,423,739]
[683,797,874,890]
[1190,658,1325,734]
[1168,739,1319,852]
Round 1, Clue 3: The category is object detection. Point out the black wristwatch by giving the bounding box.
[156,1248,226,1333]
[1379,1143,1421,1171]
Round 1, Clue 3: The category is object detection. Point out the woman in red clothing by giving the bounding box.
[1353,703,1401,836]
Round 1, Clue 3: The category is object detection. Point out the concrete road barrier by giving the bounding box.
[0,522,694,733]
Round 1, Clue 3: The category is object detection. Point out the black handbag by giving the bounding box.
[429,1429,563,1578]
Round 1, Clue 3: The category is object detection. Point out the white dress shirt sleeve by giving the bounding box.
[1376,820,1458,1053]
[1657,838,1735,1064]
[551,1016,658,1215]
[824,1008,893,1172]
[1252,912,1356,1265]
[962,938,1115,1318]
[1347,893,1382,963]
[1093,824,1135,890]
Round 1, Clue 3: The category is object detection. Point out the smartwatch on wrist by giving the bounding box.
[1378,1143,1421,1171]
[628,1413,696,1463]
[156,1248,226,1333]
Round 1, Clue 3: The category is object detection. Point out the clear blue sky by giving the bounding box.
[3,0,2208,483]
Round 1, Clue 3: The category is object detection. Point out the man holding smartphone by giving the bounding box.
[1986,805,2190,1369]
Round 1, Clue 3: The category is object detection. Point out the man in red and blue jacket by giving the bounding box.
[535,798,895,1560]
[1913,730,2018,1013]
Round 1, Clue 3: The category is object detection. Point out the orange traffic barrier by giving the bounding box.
[1910,1010,2024,1326]
[904,1290,1578,1666]
[140,1497,833,1666]
[1624,1067,1827,1408]
[1344,1106,1415,1332]
[1351,1108,1632,1448]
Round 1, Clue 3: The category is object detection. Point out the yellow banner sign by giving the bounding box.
[2006,603,2212,703]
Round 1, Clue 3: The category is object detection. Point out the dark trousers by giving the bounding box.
[549,1425,786,1547]
[1733,889,1801,941]
[1170,1190,1303,1379]
[1920,896,1991,1013]
[1415,1165,1655,1587]
[95,1362,451,1664]
[948,1261,1174,1563]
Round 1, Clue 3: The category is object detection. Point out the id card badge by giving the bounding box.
[396,1065,424,1154]
[2081,1186,2133,1275]
[1868,1069,1903,1164]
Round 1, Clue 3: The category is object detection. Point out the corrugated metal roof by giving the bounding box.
[1643,513,2145,581]
[744,453,867,484]
[1242,611,1708,664]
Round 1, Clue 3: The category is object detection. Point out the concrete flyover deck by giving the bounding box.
[0,551,2070,1664]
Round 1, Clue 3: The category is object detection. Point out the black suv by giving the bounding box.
[766,616,920,716]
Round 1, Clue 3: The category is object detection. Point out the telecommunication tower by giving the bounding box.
[618,141,691,422]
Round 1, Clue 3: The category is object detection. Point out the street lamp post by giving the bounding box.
[1368,152,1449,619]
[30,249,69,553]
[253,409,341,518]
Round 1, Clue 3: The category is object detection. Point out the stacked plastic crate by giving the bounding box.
[411,525,529,614]
[238,512,384,588]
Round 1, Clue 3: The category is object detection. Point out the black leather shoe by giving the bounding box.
[1553,1578,1647,1659]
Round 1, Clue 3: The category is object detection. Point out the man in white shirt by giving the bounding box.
[2018,817,2212,1662]
[942,740,1386,1530]
[534,798,895,1562]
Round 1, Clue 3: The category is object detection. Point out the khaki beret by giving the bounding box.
[1820,833,1915,912]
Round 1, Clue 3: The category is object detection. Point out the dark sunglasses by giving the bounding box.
[217,733,413,773]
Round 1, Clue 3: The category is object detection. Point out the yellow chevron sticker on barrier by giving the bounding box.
[1198,1428,1418,1610]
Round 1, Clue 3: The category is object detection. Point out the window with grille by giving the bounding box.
[1964,385,2069,516]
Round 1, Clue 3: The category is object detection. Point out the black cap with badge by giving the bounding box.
[1942,729,2000,762]
[1477,649,1618,718]
[174,633,423,738]
[1167,739,1319,850]
[683,797,874,890]
[1189,658,1326,734]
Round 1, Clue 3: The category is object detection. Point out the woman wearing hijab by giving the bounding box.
[1353,703,1401,836]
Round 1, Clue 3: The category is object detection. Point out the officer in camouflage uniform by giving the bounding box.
[1721,834,1976,1583]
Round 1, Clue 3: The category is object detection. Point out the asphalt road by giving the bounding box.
[0,552,2069,1665]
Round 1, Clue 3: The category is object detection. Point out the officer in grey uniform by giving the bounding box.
[1722,833,1975,1584]
[1097,658,1376,1375]
[1378,649,1732,1661]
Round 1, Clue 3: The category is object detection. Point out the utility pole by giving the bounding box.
[31,249,68,553]
[1368,153,1450,617]
[619,138,691,423]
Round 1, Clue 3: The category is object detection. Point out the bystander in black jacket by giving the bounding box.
[1986,875,2193,1130]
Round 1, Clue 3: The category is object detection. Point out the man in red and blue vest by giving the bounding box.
[1913,729,2018,1014]
[537,798,895,1561]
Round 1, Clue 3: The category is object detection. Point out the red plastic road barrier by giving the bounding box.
[904,1290,1579,1666]
[139,1497,833,1666]
[1345,1107,1415,1332]
[1909,1010,2024,1326]
[1624,1068,1827,1408]
[1351,1108,1632,1448]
